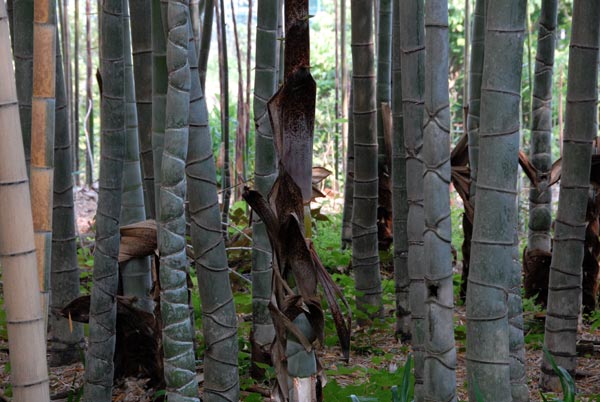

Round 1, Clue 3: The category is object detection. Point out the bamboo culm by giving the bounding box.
[187,20,240,401]
[82,0,126,397]
[541,0,600,391]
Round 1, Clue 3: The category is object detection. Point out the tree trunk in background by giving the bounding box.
[130,0,156,218]
[0,4,51,399]
[187,22,240,401]
[231,0,246,200]
[85,0,94,185]
[216,0,231,230]
[459,0,485,302]
[13,0,34,168]
[152,0,167,219]
[158,4,200,400]
[30,0,57,328]
[340,0,347,176]
[198,0,213,90]
[6,0,14,47]
[391,0,410,341]
[541,1,600,390]
[74,0,80,185]
[49,35,84,367]
[465,1,526,400]
[422,1,456,399]
[120,0,153,313]
[82,0,126,397]
[399,0,425,397]
[250,0,279,376]
[524,0,558,298]
[245,0,252,164]
[375,0,392,249]
[190,0,201,54]
[351,0,383,322]
[341,88,354,248]
[59,0,73,180]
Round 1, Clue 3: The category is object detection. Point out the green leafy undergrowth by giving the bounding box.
[313,213,351,270]
[323,359,414,402]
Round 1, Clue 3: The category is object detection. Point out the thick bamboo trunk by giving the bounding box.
[30,0,57,327]
[82,0,126,397]
[398,0,425,396]
[465,1,527,400]
[0,4,51,400]
[391,0,409,341]
[187,22,240,401]
[130,0,156,219]
[541,0,600,391]
[158,3,200,400]
[422,0,456,399]
[49,33,84,367]
[351,0,383,322]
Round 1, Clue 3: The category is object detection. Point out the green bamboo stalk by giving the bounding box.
[152,0,167,219]
[465,1,527,400]
[30,0,57,329]
[0,4,51,400]
[376,0,392,239]
[541,0,600,390]
[459,0,485,301]
[82,0,126,397]
[528,0,558,254]
[341,87,354,248]
[12,0,34,168]
[130,0,156,219]
[198,0,213,90]
[399,0,425,397]
[391,0,410,340]
[351,0,383,321]
[422,0,456,399]
[121,0,153,313]
[251,0,279,372]
[187,20,240,402]
[158,2,200,399]
[49,34,84,367]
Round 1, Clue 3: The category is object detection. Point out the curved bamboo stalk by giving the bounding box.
[187,20,240,402]
[49,34,84,367]
[398,0,425,396]
[130,0,156,219]
[30,0,57,328]
[158,2,200,399]
[251,0,279,372]
[121,0,153,313]
[351,0,383,322]
[391,0,410,340]
[0,4,51,400]
[422,0,456,399]
[82,0,126,398]
[541,0,600,391]
[465,1,527,400]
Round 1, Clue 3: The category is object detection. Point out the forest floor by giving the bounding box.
[0,186,599,401]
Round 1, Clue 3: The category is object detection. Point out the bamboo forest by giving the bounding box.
[1,0,600,400]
